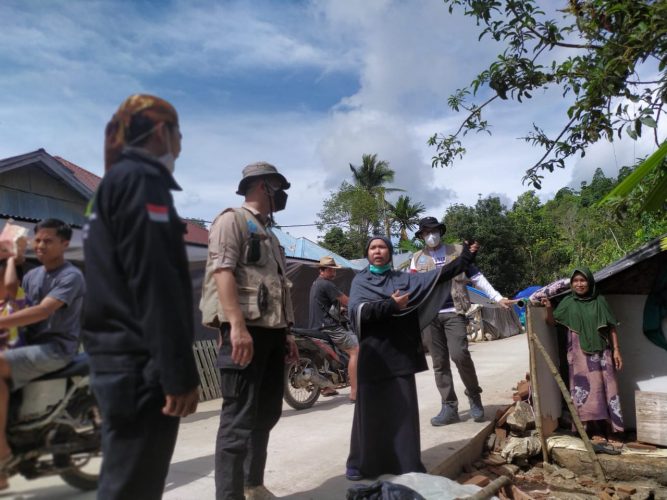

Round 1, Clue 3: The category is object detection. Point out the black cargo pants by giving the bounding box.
[215,326,286,500]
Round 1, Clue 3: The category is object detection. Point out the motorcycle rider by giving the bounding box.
[0,219,85,490]
[308,256,358,402]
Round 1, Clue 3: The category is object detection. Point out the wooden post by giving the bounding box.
[526,304,549,464]
[529,328,607,482]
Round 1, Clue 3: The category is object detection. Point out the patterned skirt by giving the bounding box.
[567,330,624,432]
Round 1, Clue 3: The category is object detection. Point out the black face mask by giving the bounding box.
[272,189,288,212]
[264,181,288,213]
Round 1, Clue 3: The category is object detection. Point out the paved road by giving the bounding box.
[2,334,528,499]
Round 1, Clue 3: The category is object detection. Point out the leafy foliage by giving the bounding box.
[430,0,667,197]
[441,165,666,296]
[388,195,426,242]
[318,154,418,258]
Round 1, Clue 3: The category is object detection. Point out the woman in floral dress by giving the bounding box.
[543,267,624,446]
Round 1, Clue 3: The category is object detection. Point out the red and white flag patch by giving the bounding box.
[146,203,170,222]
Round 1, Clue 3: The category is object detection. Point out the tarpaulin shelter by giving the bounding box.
[466,286,523,341]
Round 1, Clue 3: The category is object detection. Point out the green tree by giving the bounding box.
[508,191,558,286]
[317,181,382,258]
[349,153,397,192]
[388,195,426,243]
[318,227,360,260]
[430,0,667,207]
[349,153,404,237]
[444,197,525,295]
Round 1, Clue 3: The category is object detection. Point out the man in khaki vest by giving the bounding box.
[410,217,510,426]
[200,162,298,500]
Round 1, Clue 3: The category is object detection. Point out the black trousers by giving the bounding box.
[430,312,482,405]
[94,376,179,500]
[215,326,286,500]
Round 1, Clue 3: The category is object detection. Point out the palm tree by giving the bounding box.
[349,153,400,194]
[388,195,426,243]
[349,154,404,237]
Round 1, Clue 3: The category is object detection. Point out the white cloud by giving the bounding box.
[1,0,661,248]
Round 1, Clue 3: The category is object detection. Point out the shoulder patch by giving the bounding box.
[146,203,169,222]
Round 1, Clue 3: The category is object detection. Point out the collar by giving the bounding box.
[242,203,269,226]
[122,147,181,191]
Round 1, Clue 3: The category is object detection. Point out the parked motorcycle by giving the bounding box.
[283,327,350,410]
[4,352,101,490]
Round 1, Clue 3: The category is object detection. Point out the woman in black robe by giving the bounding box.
[346,236,476,481]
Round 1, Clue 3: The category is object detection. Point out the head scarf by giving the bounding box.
[553,266,618,353]
[104,94,179,171]
[348,236,453,336]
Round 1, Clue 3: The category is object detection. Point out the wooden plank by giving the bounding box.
[193,344,213,401]
[203,340,221,398]
[198,342,216,401]
[201,345,216,399]
[192,344,209,401]
[635,390,667,446]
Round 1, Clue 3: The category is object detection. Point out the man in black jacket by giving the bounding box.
[82,94,199,500]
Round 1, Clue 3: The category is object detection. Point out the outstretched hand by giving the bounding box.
[391,290,410,310]
[464,240,480,254]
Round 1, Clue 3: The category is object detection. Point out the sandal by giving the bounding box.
[321,388,339,397]
[0,454,14,491]
[0,453,14,473]
[592,442,621,455]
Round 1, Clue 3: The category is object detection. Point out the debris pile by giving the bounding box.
[455,376,666,499]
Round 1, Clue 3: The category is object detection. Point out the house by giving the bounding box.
[0,149,213,339]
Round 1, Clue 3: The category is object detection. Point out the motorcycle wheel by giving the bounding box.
[283,357,320,410]
[55,395,102,491]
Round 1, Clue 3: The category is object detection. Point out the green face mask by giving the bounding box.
[369,263,392,275]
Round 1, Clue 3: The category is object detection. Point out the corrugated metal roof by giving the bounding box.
[272,228,365,270]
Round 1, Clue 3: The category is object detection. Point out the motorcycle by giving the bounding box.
[283,326,351,410]
[4,352,101,491]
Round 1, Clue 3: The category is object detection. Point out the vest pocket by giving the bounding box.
[237,286,261,320]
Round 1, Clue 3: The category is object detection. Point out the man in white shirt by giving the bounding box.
[410,217,510,425]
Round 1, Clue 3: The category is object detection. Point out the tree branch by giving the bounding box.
[507,2,603,51]
[524,116,578,179]
[452,95,499,138]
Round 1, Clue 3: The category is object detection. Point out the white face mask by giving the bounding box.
[158,127,176,173]
[159,152,176,173]
[425,232,440,248]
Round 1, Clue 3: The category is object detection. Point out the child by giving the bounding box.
[542,267,624,450]
[0,227,28,349]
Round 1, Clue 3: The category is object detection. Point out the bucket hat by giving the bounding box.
[236,162,290,196]
[415,216,446,239]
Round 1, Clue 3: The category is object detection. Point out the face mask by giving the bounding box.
[159,153,176,173]
[425,233,440,248]
[272,189,288,211]
[264,182,288,212]
[158,124,176,173]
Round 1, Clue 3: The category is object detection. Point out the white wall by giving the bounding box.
[609,295,667,429]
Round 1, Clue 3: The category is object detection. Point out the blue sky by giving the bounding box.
[0,0,661,240]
